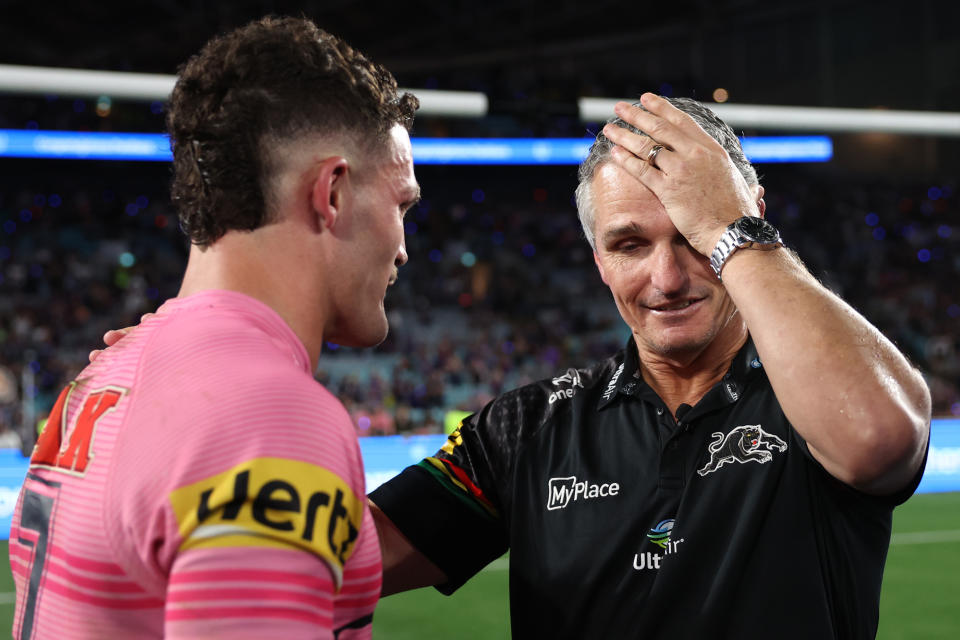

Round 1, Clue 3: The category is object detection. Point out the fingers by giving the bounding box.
[602,92,724,186]
[603,120,658,158]
[626,93,704,143]
[611,96,693,153]
[602,121,670,192]
[89,312,154,363]
[90,329,126,362]
[103,328,131,347]
[601,98,685,182]
[607,142,667,190]
[634,93,697,130]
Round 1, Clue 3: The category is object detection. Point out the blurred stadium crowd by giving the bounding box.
[0,95,957,447]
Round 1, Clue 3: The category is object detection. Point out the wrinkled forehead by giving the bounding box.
[591,162,664,220]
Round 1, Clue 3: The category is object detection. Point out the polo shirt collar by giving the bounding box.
[596,335,764,411]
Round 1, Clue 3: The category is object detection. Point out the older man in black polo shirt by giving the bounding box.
[370,94,930,639]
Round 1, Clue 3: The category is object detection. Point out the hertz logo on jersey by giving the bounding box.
[169,457,362,589]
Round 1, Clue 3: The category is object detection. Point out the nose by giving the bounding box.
[395,237,408,268]
[649,242,689,296]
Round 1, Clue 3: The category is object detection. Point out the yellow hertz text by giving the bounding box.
[169,457,362,589]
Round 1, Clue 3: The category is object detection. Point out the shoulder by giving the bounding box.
[138,303,323,403]
[148,302,303,369]
[467,351,624,441]
[123,304,360,484]
[492,351,623,410]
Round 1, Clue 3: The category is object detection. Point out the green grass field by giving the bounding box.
[3,492,958,637]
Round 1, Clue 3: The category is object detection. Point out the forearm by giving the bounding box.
[721,247,931,494]
[370,499,446,596]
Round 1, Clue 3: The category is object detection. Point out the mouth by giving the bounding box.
[645,297,705,314]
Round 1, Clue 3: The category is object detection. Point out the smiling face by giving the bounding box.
[590,162,745,364]
[327,125,419,348]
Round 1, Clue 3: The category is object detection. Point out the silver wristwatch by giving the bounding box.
[709,216,783,280]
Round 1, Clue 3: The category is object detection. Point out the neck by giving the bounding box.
[178,223,328,369]
[636,322,748,416]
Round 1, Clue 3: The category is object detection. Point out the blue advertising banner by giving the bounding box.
[0,130,833,164]
[1,421,957,540]
[0,449,29,539]
[917,419,960,494]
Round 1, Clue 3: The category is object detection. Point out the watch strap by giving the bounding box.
[709,217,783,280]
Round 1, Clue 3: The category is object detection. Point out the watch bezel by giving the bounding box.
[734,216,780,244]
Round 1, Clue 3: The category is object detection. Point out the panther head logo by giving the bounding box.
[697,425,787,477]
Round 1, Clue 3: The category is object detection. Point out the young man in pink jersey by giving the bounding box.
[10,16,419,639]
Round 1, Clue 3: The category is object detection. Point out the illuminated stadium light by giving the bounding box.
[738,136,832,163]
[0,130,173,161]
[407,88,488,118]
[0,64,176,101]
[579,97,960,137]
[0,130,833,164]
[0,64,488,117]
[95,96,112,117]
[411,138,594,164]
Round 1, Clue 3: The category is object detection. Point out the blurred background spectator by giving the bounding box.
[1,155,956,448]
[2,0,958,444]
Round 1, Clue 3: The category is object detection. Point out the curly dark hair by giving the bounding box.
[167,16,419,247]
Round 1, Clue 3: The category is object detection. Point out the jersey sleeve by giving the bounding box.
[165,546,339,639]
[371,385,544,594]
[790,420,930,506]
[161,454,364,638]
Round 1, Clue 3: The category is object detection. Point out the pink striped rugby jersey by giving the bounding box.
[9,290,381,639]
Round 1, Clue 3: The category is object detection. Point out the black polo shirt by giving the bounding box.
[371,338,925,639]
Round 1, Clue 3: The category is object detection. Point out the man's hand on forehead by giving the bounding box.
[601,93,758,257]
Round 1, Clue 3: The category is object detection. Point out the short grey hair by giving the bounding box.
[575,96,758,250]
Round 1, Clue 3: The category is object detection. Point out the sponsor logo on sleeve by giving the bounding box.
[169,457,362,589]
[697,425,787,477]
[549,368,584,404]
[546,475,620,510]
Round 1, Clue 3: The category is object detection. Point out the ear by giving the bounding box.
[310,157,350,231]
[593,251,610,285]
[753,184,767,218]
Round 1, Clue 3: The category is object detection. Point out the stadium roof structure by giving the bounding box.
[2,0,956,113]
[1,0,958,173]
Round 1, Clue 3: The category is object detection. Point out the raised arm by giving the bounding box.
[603,93,930,496]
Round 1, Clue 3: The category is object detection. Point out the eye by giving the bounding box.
[400,197,421,218]
[614,238,647,252]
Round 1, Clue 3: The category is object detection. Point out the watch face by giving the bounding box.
[735,216,780,243]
